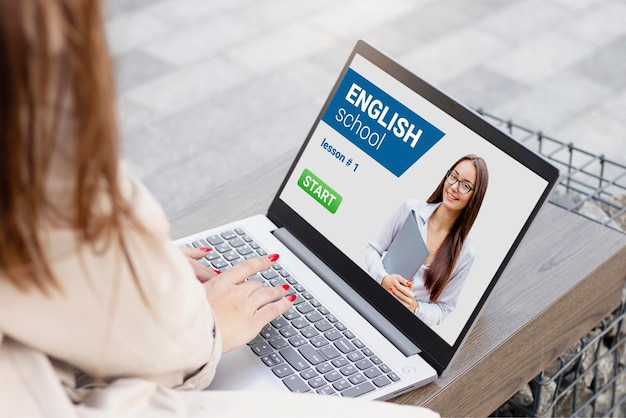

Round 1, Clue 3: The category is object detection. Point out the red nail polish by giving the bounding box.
[200,247,212,252]
[213,269,221,275]
[288,294,297,302]
[282,284,290,290]
[268,253,280,262]
[389,287,394,292]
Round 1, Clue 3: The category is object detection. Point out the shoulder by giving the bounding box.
[402,199,430,213]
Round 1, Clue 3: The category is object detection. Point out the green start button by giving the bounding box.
[297,168,342,214]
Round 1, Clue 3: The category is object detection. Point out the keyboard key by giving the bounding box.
[309,335,329,348]
[316,362,333,374]
[339,365,358,376]
[318,306,330,315]
[288,335,307,347]
[250,341,273,356]
[346,351,365,362]
[261,269,278,280]
[192,239,210,248]
[269,277,287,288]
[268,337,289,350]
[272,364,293,378]
[355,359,373,370]
[291,318,309,329]
[280,347,308,371]
[323,329,342,341]
[296,303,315,314]
[237,246,254,256]
[260,325,278,339]
[305,311,323,323]
[299,345,324,365]
[373,375,391,388]
[316,385,335,395]
[314,320,333,332]
[308,377,326,389]
[300,326,319,339]
[364,367,382,379]
[333,379,351,392]
[319,345,341,360]
[343,330,356,339]
[323,371,342,382]
[300,368,318,380]
[331,357,349,368]
[279,326,297,338]
[271,317,289,329]
[223,250,239,262]
[283,375,310,393]
[349,373,367,385]
[388,372,401,382]
[334,338,356,354]
[228,237,245,247]
[283,309,300,321]
[215,243,230,253]
[341,382,375,398]
[261,354,280,367]
[206,235,223,245]
[220,230,237,240]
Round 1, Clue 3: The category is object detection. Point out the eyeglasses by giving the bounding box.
[446,170,474,195]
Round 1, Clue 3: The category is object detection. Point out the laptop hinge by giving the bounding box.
[272,227,421,357]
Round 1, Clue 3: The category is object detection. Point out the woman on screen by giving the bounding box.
[365,155,489,326]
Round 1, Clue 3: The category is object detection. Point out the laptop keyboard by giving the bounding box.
[185,227,401,397]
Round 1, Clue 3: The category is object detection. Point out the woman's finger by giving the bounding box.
[246,282,290,309]
[219,254,280,284]
[180,246,212,259]
[194,263,219,283]
[254,296,296,326]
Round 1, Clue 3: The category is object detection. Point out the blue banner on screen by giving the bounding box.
[322,68,445,177]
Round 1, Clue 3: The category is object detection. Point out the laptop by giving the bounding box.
[175,40,560,400]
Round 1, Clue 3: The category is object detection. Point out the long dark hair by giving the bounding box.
[424,154,488,302]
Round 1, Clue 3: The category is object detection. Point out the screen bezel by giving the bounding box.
[267,40,560,374]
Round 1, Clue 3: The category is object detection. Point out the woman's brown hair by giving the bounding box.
[424,154,489,302]
[0,0,145,295]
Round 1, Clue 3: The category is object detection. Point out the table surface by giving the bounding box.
[170,149,626,417]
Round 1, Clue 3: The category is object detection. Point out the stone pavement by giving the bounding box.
[104,0,626,217]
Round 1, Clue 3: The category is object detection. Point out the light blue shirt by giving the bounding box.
[365,199,475,326]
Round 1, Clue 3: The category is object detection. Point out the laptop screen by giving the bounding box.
[270,41,559,372]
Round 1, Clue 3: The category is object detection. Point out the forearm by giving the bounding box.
[414,300,450,326]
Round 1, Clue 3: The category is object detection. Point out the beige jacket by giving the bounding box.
[0,168,221,392]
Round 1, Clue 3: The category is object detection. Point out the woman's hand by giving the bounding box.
[382,274,418,313]
[179,246,220,283]
[203,254,295,354]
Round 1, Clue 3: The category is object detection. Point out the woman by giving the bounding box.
[365,155,489,326]
[0,1,437,416]
[0,0,293,394]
